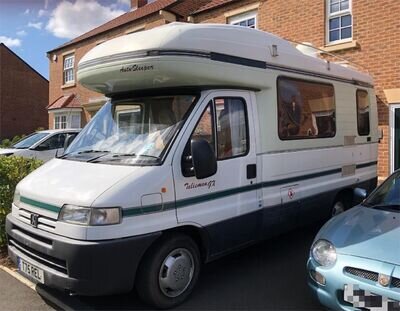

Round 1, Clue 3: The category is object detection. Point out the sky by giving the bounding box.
[0,0,132,79]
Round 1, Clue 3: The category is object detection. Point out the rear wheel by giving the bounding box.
[135,234,201,309]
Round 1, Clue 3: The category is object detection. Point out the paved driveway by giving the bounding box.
[0,224,323,311]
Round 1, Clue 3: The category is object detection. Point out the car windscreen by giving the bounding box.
[12,133,49,149]
[63,95,196,165]
[363,171,400,211]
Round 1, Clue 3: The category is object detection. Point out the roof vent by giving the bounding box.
[296,42,320,58]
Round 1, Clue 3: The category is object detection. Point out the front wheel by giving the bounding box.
[135,234,201,309]
[331,198,347,217]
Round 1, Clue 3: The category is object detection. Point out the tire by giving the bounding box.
[135,233,201,309]
[331,197,346,217]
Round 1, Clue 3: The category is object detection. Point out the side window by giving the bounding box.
[356,90,370,136]
[215,97,248,160]
[182,101,215,177]
[191,101,215,149]
[278,77,336,140]
[40,134,66,150]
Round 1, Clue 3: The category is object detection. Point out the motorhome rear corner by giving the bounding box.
[6,23,378,309]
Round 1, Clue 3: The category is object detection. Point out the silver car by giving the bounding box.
[0,129,80,162]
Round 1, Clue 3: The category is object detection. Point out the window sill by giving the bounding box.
[321,40,358,53]
[61,82,76,89]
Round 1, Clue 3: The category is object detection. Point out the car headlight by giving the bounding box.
[58,205,121,226]
[311,239,337,267]
[13,190,21,207]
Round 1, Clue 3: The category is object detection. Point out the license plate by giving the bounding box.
[344,284,400,311]
[18,257,44,284]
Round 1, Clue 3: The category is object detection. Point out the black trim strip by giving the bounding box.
[78,49,373,88]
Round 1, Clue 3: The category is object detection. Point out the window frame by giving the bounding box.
[54,112,81,129]
[277,76,336,141]
[326,0,352,44]
[228,10,257,29]
[214,97,250,161]
[63,54,75,84]
[356,89,371,136]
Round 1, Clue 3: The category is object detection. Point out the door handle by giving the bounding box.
[247,164,257,179]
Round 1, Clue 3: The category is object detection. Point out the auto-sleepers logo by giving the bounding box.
[120,64,154,73]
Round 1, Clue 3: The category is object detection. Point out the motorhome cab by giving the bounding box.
[6,23,378,308]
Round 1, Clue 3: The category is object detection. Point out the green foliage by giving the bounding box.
[0,139,11,148]
[1,133,27,149]
[0,156,43,247]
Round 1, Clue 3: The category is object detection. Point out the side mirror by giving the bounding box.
[191,139,217,179]
[354,188,367,204]
[34,144,49,151]
[64,135,75,150]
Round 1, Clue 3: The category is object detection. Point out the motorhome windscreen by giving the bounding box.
[63,95,196,165]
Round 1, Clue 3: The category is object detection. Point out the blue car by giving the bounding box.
[308,170,400,310]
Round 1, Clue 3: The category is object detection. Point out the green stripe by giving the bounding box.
[20,196,60,213]
[20,161,378,218]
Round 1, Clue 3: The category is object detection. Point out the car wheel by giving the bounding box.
[135,233,201,309]
[331,199,345,217]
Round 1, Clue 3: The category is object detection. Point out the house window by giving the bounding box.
[228,11,257,29]
[327,0,352,43]
[63,54,75,84]
[54,112,81,129]
[54,115,67,129]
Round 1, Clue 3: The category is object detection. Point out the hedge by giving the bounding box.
[0,156,43,247]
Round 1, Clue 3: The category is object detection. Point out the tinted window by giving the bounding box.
[278,77,335,140]
[356,90,370,136]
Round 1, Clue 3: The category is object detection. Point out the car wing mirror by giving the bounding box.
[191,139,217,179]
[354,188,368,204]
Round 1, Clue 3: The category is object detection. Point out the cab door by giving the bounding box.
[172,90,260,257]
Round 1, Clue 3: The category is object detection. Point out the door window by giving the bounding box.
[39,134,66,150]
[182,96,249,177]
[215,97,248,160]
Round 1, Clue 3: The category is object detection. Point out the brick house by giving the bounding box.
[47,0,400,179]
[0,43,48,139]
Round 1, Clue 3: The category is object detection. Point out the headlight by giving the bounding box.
[311,239,337,267]
[58,205,121,226]
[13,190,21,207]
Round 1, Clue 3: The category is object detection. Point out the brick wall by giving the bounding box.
[193,0,400,178]
[0,44,48,139]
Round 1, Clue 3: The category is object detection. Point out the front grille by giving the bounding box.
[391,277,400,288]
[18,208,57,232]
[9,237,67,274]
[344,267,379,282]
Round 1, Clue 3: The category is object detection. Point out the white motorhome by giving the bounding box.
[6,23,378,308]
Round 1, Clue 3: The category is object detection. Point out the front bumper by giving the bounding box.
[6,214,161,296]
[307,254,400,311]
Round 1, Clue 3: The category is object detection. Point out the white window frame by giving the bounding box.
[63,54,75,84]
[326,0,352,44]
[228,10,257,29]
[54,111,81,129]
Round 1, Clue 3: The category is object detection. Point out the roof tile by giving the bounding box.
[47,94,81,110]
